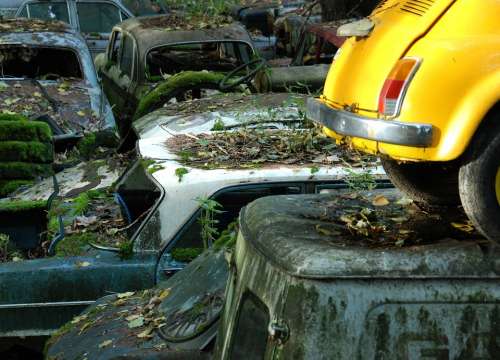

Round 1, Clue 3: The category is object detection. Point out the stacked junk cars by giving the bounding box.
[0,0,498,359]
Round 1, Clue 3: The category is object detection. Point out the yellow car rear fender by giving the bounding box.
[439,72,500,161]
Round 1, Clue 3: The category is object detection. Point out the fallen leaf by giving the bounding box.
[33,92,42,97]
[395,238,405,247]
[75,261,91,267]
[372,195,390,206]
[158,288,171,300]
[390,216,408,223]
[117,291,135,299]
[71,314,88,324]
[451,222,474,233]
[315,224,339,236]
[396,197,413,206]
[77,110,85,116]
[137,327,154,339]
[126,314,141,321]
[128,316,144,329]
[99,340,112,348]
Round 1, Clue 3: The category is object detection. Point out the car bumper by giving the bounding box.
[306,98,433,147]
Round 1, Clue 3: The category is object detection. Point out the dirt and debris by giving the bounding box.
[0,79,102,133]
[156,92,304,117]
[53,190,130,255]
[137,12,234,30]
[307,190,484,249]
[166,127,377,169]
[0,19,69,33]
[46,287,173,356]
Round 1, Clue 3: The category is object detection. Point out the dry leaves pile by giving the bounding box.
[0,19,67,33]
[311,192,480,248]
[71,288,172,346]
[0,79,101,133]
[166,128,377,169]
[66,193,129,249]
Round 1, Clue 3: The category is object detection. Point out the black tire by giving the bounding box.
[381,158,460,205]
[459,112,500,242]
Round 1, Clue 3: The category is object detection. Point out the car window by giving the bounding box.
[120,34,134,77]
[76,2,123,33]
[146,41,254,80]
[0,45,82,80]
[109,30,122,62]
[170,184,303,255]
[230,292,270,359]
[19,1,70,23]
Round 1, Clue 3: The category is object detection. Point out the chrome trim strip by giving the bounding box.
[307,98,433,147]
[0,300,95,309]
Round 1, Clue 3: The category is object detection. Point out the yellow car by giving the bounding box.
[307,0,500,241]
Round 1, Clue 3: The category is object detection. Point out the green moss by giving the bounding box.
[0,141,53,163]
[0,199,47,213]
[0,180,33,197]
[0,162,52,180]
[71,189,106,216]
[0,120,52,142]
[213,221,238,250]
[133,71,226,120]
[77,133,97,159]
[118,240,134,260]
[55,232,94,257]
[0,113,30,122]
[211,118,225,131]
[171,247,204,262]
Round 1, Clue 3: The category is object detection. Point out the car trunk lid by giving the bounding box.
[323,0,456,115]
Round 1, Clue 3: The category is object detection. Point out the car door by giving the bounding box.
[75,0,131,57]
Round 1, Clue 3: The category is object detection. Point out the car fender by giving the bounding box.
[438,71,500,160]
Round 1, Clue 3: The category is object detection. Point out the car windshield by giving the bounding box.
[0,45,82,80]
[146,41,253,80]
[18,1,70,23]
[76,2,125,33]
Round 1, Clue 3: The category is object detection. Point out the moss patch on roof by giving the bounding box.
[134,71,225,120]
[0,19,69,33]
[0,162,52,180]
[0,119,52,143]
[0,199,47,213]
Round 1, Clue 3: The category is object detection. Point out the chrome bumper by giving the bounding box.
[306,98,433,147]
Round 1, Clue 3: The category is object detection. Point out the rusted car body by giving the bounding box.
[95,15,257,135]
[0,19,116,137]
[15,0,133,56]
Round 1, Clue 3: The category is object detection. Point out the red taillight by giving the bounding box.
[378,58,421,117]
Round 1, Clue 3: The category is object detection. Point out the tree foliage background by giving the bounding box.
[319,0,380,21]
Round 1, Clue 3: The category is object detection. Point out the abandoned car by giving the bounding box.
[0,18,117,198]
[0,93,383,352]
[46,184,500,359]
[95,14,263,137]
[16,0,133,56]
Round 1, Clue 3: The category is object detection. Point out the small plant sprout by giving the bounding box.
[175,167,189,182]
[310,166,320,175]
[345,168,377,191]
[196,196,223,249]
[211,118,225,131]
